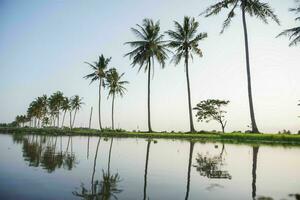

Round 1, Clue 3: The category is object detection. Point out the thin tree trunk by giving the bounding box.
[252,146,259,200]
[111,94,115,130]
[98,80,103,130]
[61,110,67,128]
[89,107,93,129]
[242,2,259,133]
[72,109,77,128]
[57,112,60,128]
[69,111,72,130]
[185,142,194,200]
[108,138,114,174]
[87,136,90,159]
[143,140,151,200]
[91,137,101,195]
[185,51,196,133]
[147,59,153,132]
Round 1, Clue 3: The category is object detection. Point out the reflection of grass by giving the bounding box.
[3,127,300,146]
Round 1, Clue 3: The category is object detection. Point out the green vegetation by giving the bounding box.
[2,127,300,146]
[194,99,230,133]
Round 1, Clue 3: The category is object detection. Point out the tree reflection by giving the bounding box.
[185,141,194,200]
[21,135,77,172]
[73,137,122,200]
[143,139,151,200]
[193,143,231,179]
[252,146,259,200]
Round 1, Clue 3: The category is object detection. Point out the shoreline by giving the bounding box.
[1,127,300,146]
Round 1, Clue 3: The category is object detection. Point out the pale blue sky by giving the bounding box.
[0,0,299,133]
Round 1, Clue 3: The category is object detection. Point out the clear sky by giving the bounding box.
[0,0,299,133]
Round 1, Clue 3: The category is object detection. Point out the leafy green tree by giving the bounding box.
[48,92,64,127]
[106,68,129,130]
[84,55,111,130]
[202,0,280,133]
[166,16,207,132]
[193,99,230,133]
[71,95,84,129]
[278,0,300,46]
[125,18,169,132]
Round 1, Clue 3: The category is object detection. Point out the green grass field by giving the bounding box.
[1,127,300,146]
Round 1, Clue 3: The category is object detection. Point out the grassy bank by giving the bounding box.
[1,127,300,146]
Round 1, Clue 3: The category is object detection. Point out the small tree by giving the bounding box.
[193,99,230,133]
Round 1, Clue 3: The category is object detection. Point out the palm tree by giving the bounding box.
[166,16,207,133]
[202,0,280,133]
[48,92,64,127]
[125,18,169,132]
[84,55,111,130]
[71,95,84,129]
[61,97,71,128]
[106,68,129,130]
[277,0,300,46]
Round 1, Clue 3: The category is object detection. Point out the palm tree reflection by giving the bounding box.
[20,135,77,172]
[73,137,122,200]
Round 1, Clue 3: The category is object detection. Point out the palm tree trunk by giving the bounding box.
[242,2,259,133]
[185,52,196,133]
[252,146,259,200]
[147,59,153,132]
[111,94,115,130]
[57,112,60,128]
[61,110,66,128]
[185,142,194,200]
[69,111,72,129]
[72,109,77,128]
[89,106,93,129]
[98,80,103,130]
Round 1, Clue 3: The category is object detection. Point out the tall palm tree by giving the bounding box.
[84,55,111,130]
[61,97,71,128]
[166,16,207,133]
[202,0,280,133]
[71,95,84,129]
[125,18,169,132]
[106,68,129,130]
[277,0,300,46]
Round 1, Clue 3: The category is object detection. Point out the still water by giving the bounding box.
[0,133,299,200]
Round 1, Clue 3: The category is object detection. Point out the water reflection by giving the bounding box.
[18,135,77,172]
[193,143,232,180]
[73,137,122,200]
[5,134,300,200]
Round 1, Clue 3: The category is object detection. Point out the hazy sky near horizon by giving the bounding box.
[0,0,299,133]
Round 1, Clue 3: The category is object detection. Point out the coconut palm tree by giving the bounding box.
[125,18,169,132]
[277,0,300,46]
[71,95,84,129]
[106,68,129,130]
[166,16,207,133]
[84,55,111,130]
[202,0,280,133]
[61,97,71,128]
